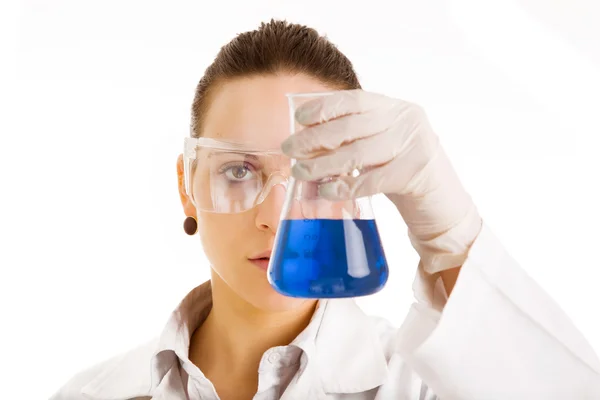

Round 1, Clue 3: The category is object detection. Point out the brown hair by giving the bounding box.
[190,19,361,137]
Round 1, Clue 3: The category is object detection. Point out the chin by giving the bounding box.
[244,276,311,312]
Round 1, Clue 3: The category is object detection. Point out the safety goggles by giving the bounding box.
[183,137,359,217]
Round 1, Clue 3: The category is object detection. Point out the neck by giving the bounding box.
[189,271,317,379]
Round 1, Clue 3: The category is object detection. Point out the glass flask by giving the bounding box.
[268,92,389,298]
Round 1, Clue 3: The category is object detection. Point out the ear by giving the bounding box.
[177,154,197,217]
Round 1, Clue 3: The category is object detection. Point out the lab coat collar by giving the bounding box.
[81,281,389,399]
[80,281,214,400]
[313,298,389,394]
[151,280,213,385]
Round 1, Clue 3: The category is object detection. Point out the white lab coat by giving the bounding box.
[50,223,600,399]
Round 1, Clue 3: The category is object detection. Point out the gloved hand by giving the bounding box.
[281,89,482,275]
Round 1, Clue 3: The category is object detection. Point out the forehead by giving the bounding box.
[202,74,334,148]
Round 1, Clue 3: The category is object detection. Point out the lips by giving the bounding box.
[249,250,272,271]
[250,250,272,260]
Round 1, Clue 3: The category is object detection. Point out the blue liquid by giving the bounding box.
[268,219,389,298]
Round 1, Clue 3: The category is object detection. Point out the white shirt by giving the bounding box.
[50,223,600,399]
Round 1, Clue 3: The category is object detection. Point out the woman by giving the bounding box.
[51,20,600,400]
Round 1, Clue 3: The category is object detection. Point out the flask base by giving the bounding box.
[268,219,389,299]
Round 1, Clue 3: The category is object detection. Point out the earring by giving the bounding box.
[183,216,198,235]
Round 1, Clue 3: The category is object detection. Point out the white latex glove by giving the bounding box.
[281,89,482,275]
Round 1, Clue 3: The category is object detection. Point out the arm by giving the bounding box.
[282,89,600,398]
[439,266,460,296]
[396,222,600,399]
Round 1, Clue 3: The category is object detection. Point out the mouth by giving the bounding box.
[248,251,272,271]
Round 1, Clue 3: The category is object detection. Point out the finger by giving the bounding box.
[317,157,412,201]
[281,106,397,159]
[294,89,394,126]
[291,127,401,181]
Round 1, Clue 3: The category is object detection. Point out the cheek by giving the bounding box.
[197,212,253,265]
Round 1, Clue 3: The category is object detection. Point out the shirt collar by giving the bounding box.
[82,280,389,399]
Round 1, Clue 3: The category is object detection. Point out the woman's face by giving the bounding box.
[178,73,335,312]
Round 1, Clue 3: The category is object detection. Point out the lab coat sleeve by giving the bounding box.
[394,222,600,400]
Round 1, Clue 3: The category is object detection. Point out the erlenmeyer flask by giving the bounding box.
[268,92,389,298]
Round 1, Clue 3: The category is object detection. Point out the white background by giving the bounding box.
[3,0,600,398]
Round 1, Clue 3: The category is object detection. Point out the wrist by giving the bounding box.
[408,205,483,274]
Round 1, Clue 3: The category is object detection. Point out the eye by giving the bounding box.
[222,163,255,182]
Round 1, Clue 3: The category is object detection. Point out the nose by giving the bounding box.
[255,182,287,233]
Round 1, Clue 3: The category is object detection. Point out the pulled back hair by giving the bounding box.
[190,19,361,137]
